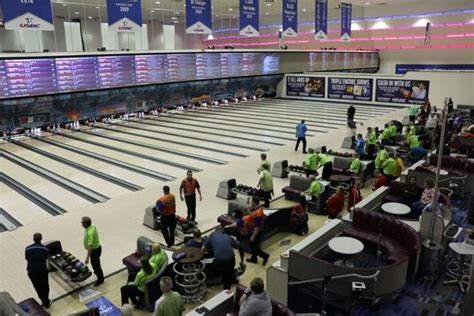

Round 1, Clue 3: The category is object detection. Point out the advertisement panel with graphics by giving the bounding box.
[328,77,373,101]
[286,76,325,98]
[375,79,429,104]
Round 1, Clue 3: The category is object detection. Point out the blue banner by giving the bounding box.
[340,3,352,41]
[240,0,259,37]
[328,77,373,101]
[86,296,121,316]
[315,0,328,39]
[1,0,54,31]
[186,0,212,34]
[396,64,474,74]
[106,0,142,32]
[286,76,326,98]
[375,79,430,105]
[282,0,297,37]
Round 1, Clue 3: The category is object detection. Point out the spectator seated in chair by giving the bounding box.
[127,243,166,282]
[121,256,156,307]
[185,229,205,249]
[348,152,361,176]
[302,148,318,177]
[379,124,391,145]
[238,277,272,316]
[402,176,422,206]
[382,152,397,183]
[375,144,388,170]
[408,141,427,164]
[299,175,322,209]
[372,169,388,191]
[347,180,363,212]
[411,177,435,219]
[326,186,345,219]
[393,153,405,179]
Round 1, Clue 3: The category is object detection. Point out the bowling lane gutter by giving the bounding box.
[0,172,66,216]
[10,139,143,192]
[78,128,228,165]
[0,149,109,204]
[122,119,283,147]
[34,136,175,182]
[96,124,248,158]
[0,207,22,232]
[56,131,203,173]
[140,117,305,141]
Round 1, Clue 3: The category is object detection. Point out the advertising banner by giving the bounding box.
[315,0,328,39]
[340,3,352,41]
[1,0,54,31]
[186,0,212,34]
[375,79,430,104]
[282,0,297,37]
[286,76,325,98]
[240,0,259,37]
[328,77,373,101]
[106,0,142,32]
[86,296,121,316]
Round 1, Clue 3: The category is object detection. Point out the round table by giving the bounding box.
[328,236,364,267]
[329,174,351,191]
[381,202,411,216]
[172,247,206,303]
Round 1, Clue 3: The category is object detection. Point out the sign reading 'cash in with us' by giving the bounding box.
[282,0,297,37]
[240,0,259,37]
[1,0,54,31]
[107,0,142,32]
[315,0,328,39]
[186,0,212,34]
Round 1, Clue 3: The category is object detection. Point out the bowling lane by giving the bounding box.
[50,133,194,177]
[0,183,52,225]
[25,137,164,187]
[263,99,395,113]
[1,159,92,211]
[91,125,241,161]
[96,123,259,157]
[2,141,133,197]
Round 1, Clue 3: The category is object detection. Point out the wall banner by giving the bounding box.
[286,76,326,98]
[340,3,352,41]
[240,0,259,37]
[186,0,212,34]
[375,79,430,104]
[315,0,328,40]
[282,0,297,37]
[328,77,373,101]
[1,0,54,31]
[107,0,142,32]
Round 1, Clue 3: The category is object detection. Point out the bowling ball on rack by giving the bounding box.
[74,261,84,269]
[61,262,69,270]
[70,269,79,278]
[71,259,79,266]
[65,266,73,275]
[79,265,89,274]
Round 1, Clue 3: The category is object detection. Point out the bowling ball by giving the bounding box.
[79,265,89,274]
[65,266,73,274]
[71,259,79,266]
[74,261,83,269]
[70,269,79,278]
[61,262,69,269]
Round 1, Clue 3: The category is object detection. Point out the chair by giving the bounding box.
[143,255,170,311]
[282,175,312,201]
[122,236,154,274]
[419,210,460,247]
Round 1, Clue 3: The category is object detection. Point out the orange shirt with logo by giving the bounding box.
[157,194,176,216]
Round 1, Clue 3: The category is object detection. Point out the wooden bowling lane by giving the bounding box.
[3,141,138,197]
[258,99,395,114]
[0,158,92,212]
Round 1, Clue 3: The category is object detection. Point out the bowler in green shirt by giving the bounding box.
[257,164,274,207]
[300,175,322,208]
[349,153,361,174]
[81,216,104,286]
[375,145,387,170]
[121,256,156,306]
[303,148,318,177]
[382,154,397,181]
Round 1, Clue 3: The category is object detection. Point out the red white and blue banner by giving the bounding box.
[186,0,212,34]
[106,0,142,32]
[1,0,54,31]
[282,0,297,37]
[315,0,328,39]
[340,3,352,41]
[240,0,259,37]
[328,77,373,101]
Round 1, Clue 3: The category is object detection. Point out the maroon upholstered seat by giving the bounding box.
[383,181,405,203]
[18,298,50,316]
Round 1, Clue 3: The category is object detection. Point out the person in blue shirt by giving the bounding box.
[25,233,51,308]
[354,133,366,158]
[295,120,308,154]
[409,141,428,164]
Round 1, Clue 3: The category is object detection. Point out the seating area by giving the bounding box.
[0,292,49,316]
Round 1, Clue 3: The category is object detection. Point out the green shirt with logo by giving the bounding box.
[83,225,100,250]
[349,157,361,174]
[259,169,273,192]
[383,158,397,176]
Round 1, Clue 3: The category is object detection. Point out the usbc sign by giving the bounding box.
[1,0,54,31]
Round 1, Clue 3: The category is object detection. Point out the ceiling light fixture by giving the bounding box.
[155,1,160,3]
[228,8,233,11]
[302,8,306,12]
[150,10,155,13]
[365,2,371,5]
[74,11,80,15]
[61,3,67,6]
[265,12,269,15]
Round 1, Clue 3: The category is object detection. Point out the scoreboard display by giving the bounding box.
[0,51,377,100]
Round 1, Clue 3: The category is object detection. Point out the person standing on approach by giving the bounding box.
[258,153,271,173]
[82,216,104,286]
[366,127,377,160]
[354,134,366,158]
[347,104,356,127]
[257,164,273,208]
[315,148,333,181]
[295,120,308,153]
[303,148,318,177]
[25,233,51,308]
[447,97,454,114]
[180,170,202,223]
[157,185,177,247]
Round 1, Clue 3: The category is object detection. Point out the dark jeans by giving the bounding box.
[411,201,428,218]
[161,214,177,247]
[28,271,50,306]
[249,232,269,262]
[185,194,197,221]
[215,257,236,290]
[367,144,375,160]
[409,115,416,123]
[121,284,144,305]
[322,162,333,181]
[295,137,307,153]
[262,190,272,208]
[91,246,104,283]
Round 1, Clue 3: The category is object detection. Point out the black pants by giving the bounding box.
[249,232,269,262]
[295,137,307,153]
[91,246,104,283]
[305,169,317,178]
[367,144,375,160]
[409,115,416,123]
[262,190,272,208]
[215,257,236,290]
[121,284,144,305]
[322,162,333,181]
[161,214,177,247]
[185,194,197,221]
[28,271,50,306]
[300,195,317,209]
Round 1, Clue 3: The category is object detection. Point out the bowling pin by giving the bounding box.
[242,97,247,101]
[3,131,7,140]
[37,128,42,136]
